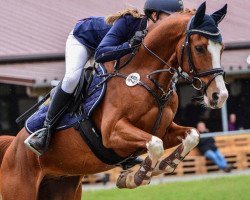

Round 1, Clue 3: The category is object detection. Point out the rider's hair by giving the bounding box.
[105,8,144,25]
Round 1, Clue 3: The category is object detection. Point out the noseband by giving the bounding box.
[143,16,225,95]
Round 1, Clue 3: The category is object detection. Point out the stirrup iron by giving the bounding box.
[24,128,47,156]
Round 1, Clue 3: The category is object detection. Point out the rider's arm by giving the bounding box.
[94,16,135,63]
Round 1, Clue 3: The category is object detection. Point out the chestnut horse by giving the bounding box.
[0,2,228,199]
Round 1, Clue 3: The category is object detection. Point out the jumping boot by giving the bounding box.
[24,87,72,156]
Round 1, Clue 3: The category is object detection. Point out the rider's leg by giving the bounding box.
[26,32,93,155]
[61,31,93,94]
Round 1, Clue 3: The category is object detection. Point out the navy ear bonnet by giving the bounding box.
[187,2,227,43]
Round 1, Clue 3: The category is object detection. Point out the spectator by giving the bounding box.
[196,121,232,173]
[228,113,238,131]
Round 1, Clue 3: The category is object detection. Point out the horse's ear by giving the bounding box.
[193,2,206,27]
[211,4,227,25]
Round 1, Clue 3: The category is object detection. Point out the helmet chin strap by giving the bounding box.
[145,11,160,23]
[155,12,160,21]
[148,11,171,23]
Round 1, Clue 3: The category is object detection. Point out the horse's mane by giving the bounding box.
[147,8,196,41]
[139,8,198,68]
[169,8,196,24]
[154,8,197,30]
[180,8,196,15]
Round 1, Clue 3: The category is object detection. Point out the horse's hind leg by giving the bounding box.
[1,175,40,200]
[152,122,200,176]
[116,137,164,189]
[38,176,82,200]
[0,132,42,200]
[0,155,41,200]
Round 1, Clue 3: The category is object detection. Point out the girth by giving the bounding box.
[74,118,140,169]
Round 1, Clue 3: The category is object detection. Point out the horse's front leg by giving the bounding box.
[116,137,164,189]
[152,122,200,176]
[104,118,164,189]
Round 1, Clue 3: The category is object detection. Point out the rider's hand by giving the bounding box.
[129,30,148,47]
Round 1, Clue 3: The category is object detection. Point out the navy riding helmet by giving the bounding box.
[144,0,184,21]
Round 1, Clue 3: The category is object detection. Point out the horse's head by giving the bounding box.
[177,2,228,109]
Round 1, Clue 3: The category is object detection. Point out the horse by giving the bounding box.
[0,2,228,199]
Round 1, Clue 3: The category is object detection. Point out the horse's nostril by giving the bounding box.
[212,92,219,101]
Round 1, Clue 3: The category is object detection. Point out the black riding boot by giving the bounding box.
[27,87,72,155]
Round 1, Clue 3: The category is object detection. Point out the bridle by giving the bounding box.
[179,16,225,94]
[143,16,225,95]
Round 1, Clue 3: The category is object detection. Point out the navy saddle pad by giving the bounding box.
[25,64,107,134]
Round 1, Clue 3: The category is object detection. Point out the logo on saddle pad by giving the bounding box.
[126,73,140,87]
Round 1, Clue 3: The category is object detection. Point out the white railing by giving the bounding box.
[200,129,250,138]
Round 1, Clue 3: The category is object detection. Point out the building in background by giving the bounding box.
[0,0,249,134]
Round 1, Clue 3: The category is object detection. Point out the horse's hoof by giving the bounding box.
[116,170,130,189]
[116,170,139,189]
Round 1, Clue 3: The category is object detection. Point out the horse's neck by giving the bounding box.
[143,16,187,68]
[134,16,187,88]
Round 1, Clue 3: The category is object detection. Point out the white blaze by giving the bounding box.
[206,40,228,106]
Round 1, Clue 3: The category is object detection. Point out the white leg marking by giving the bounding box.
[146,136,164,160]
[182,129,199,156]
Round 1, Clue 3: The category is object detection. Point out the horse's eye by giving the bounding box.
[195,46,205,54]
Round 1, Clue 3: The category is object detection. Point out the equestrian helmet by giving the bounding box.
[144,0,184,15]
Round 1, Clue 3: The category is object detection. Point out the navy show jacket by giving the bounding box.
[73,15,147,63]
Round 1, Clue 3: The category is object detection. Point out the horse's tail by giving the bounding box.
[0,136,14,166]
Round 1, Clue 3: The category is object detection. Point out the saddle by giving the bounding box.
[25,64,106,133]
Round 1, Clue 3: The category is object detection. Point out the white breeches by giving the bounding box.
[61,31,93,94]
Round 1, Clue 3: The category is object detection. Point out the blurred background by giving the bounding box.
[0,0,249,134]
[0,0,249,199]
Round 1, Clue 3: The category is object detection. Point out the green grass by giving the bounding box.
[82,175,250,200]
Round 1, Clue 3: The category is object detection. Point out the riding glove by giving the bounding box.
[129,30,148,47]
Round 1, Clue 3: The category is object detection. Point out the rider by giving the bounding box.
[26,0,184,156]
